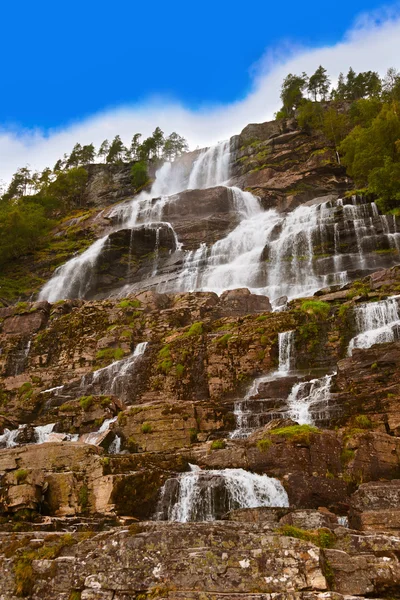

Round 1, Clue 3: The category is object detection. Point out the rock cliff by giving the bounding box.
[1,117,400,599]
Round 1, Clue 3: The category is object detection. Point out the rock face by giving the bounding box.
[2,116,400,597]
[230,119,351,211]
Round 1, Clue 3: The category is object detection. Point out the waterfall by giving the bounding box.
[108,435,121,454]
[0,425,25,448]
[187,141,231,190]
[156,466,289,522]
[348,296,400,354]
[80,341,148,400]
[39,236,109,302]
[287,374,333,425]
[81,416,117,446]
[278,331,295,373]
[34,423,55,444]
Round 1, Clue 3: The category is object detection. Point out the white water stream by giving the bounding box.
[157,465,289,522]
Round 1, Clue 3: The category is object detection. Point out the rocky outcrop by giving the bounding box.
[230,120,351,210]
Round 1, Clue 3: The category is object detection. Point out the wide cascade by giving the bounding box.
[38,142,400,304]
[156,465,289,522]
[348,296,400,354]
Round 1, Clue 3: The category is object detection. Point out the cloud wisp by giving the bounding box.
[1,7,400,183]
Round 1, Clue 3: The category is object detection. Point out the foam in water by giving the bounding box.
[157,466,289,522]
[287,374,333,425]
[348,296,400,354]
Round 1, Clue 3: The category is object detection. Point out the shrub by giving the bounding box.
[141,422,152,434]
[210,440,226,450]
[131,161,149,190]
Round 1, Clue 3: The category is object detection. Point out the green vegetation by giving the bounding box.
[15,469,28,484]
[354,415,373,429]
[301,300,331,319]
[213,333,232,347]
[277,524,335,548]
[210,439,226,450]
[96,347,125,364]
[257,437,272,452]
[14,534,76,597]
[79,395,94,411]
[276,65,400,211]
[131,161,149,190]
[78,484,89,510]
[157,344,173,374]
[118,299,141,309]
[186,321,204,336]
[270,424,320,444]
[141,422,152,434]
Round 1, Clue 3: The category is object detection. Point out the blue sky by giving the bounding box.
[0,0,392,131]
[1,1,400,181]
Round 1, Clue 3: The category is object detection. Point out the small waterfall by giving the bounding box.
[34,423,55,444]
[156,466,289,522]
[278,331,295,373]
[108,435,121,454]
[187,141,231,190]
[81,416,117,446]
[348,296,400,354]
[80,341,148,400]
[287,374,333,425]
[39,236,109,302]
[0,425,25,448]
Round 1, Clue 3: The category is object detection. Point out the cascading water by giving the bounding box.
[187,141,231,190]
[156,465,289,522]
[80,341,148,401]
[0,425,26,448]
[34,423,55,444]
[278,331,295,373]
[348,296,400,354]
[287,374,333,425]
[39,237,109,302]
[81,417,117,446]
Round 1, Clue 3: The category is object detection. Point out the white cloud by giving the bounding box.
[1,6,400,183]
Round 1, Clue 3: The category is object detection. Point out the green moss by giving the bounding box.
[270,424,320,444]
[210,440,226,450]
[186,321,204,336]
[256,314,268,321]
[277,525,335,548]
[96,347,125,363]
[354,415,373,429]
[141,422,152,434]
[301,300,331,318]
[257,438,272,452]
[15,469,28,484]
[69,593,82,600]
[341,447,355,464]
[118,299,141,309]
[78,484,89,511]
[175,363,185,378]
[213,333,232,347]
[79,395,93,411]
